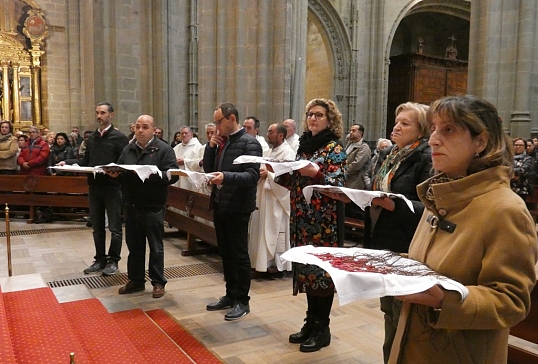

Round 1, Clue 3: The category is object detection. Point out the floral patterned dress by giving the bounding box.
[277,140,346,295]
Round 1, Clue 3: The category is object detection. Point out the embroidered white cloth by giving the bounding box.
[302,185,415,212]
[233,155,319,177]
[51,163,161,182]
[167,169,215,189]
[280,245,468,306]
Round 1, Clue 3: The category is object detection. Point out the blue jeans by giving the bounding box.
[124,206,167,287]
[213,210,252,304]
[88,185,123,263]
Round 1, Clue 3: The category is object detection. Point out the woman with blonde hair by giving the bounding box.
[276,98,346,352]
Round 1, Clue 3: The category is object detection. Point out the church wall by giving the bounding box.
[305,16,332,104]
[197,0,290,136]
[23,0,538,141]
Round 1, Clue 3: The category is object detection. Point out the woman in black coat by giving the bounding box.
[49,132,74,176]
[366,102,432,363]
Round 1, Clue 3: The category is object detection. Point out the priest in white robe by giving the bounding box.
[249,123,296,272]
[172,126,205,191]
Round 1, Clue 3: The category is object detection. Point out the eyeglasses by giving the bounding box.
[305,111,326,120]
[29,131,39,134]
[514,144,526,147]
[214,115,228,125]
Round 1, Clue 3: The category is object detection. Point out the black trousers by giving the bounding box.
[213,210,252,304]
[124,206,167,287]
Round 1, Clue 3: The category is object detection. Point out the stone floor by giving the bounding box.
[0,218,537,363]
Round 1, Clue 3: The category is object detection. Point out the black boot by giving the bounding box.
[299,319,331,352]
[289,311,315,343]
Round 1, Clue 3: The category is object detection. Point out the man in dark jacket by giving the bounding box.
[116,114,178,299]
[62,102,128,276]
[203,102,262,320]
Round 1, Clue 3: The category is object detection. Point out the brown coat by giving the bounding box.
[390,166,537,364]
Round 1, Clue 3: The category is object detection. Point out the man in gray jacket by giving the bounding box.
[344,124,371,190]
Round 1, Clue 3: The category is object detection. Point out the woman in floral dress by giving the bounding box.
[276,98,346,353]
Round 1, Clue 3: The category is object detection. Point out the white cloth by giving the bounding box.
[302,185,415,212]
[51,163,161,181]
[280,245,468,306]
[286,133,299,153]
[249,141,296,272]
[233,155,318,176]
[166,169,215,189]
[173,138,205,190]
[256,135,271,157]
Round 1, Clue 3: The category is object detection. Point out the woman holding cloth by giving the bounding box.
[275,98,346,353]
[389,95,537,363]
[367,102,432,363]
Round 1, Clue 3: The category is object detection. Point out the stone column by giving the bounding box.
[510,0,536,137]
[1,60,9,120]
[469,0,538,137]
[11,61,19,123]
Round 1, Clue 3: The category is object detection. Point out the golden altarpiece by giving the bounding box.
[0,4,47,132]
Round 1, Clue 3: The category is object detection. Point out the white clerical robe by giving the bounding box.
[173,138,205,191]
[249,140,296,272]
[286,133,299,153]
[256,135,271,157]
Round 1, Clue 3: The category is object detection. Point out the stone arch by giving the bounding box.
[307,0,352,119]
[382,0,470,130]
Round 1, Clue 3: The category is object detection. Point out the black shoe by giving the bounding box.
[224,303,250,321]
[299,319,331,352]
[289,311,315,344]
[118,281,145,294]
[83,260,106,274]
[206,296,233,311]
[102,261,118,276]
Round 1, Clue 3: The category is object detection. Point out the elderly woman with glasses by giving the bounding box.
[275,98,346,353]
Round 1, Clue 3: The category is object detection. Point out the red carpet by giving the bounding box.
[1,286,221,363]
[3,287,90,363]
[61,298,147,363]
[0,286,16,364]
[146,309,222,364]
[112,308,204,363]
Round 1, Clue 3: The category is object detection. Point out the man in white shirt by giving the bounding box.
[172,126,205,190]
[249,123,295,274]
[243,116,270,156]
[282,118,299,153]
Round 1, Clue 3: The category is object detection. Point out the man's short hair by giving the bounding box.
[205,123,216,130]
[245,116,260,129]
[217,103,239,122]
[97,101,114,113]
[276,124,287,138]
[352,124,365,134]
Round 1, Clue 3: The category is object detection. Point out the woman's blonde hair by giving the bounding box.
[303,98,344,139]
[395,102,430,139]
[427,95,513,174]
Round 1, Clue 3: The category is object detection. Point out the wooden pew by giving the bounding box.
[164,186,217,256]
[0,175,89,223]
[508,282,538,364]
